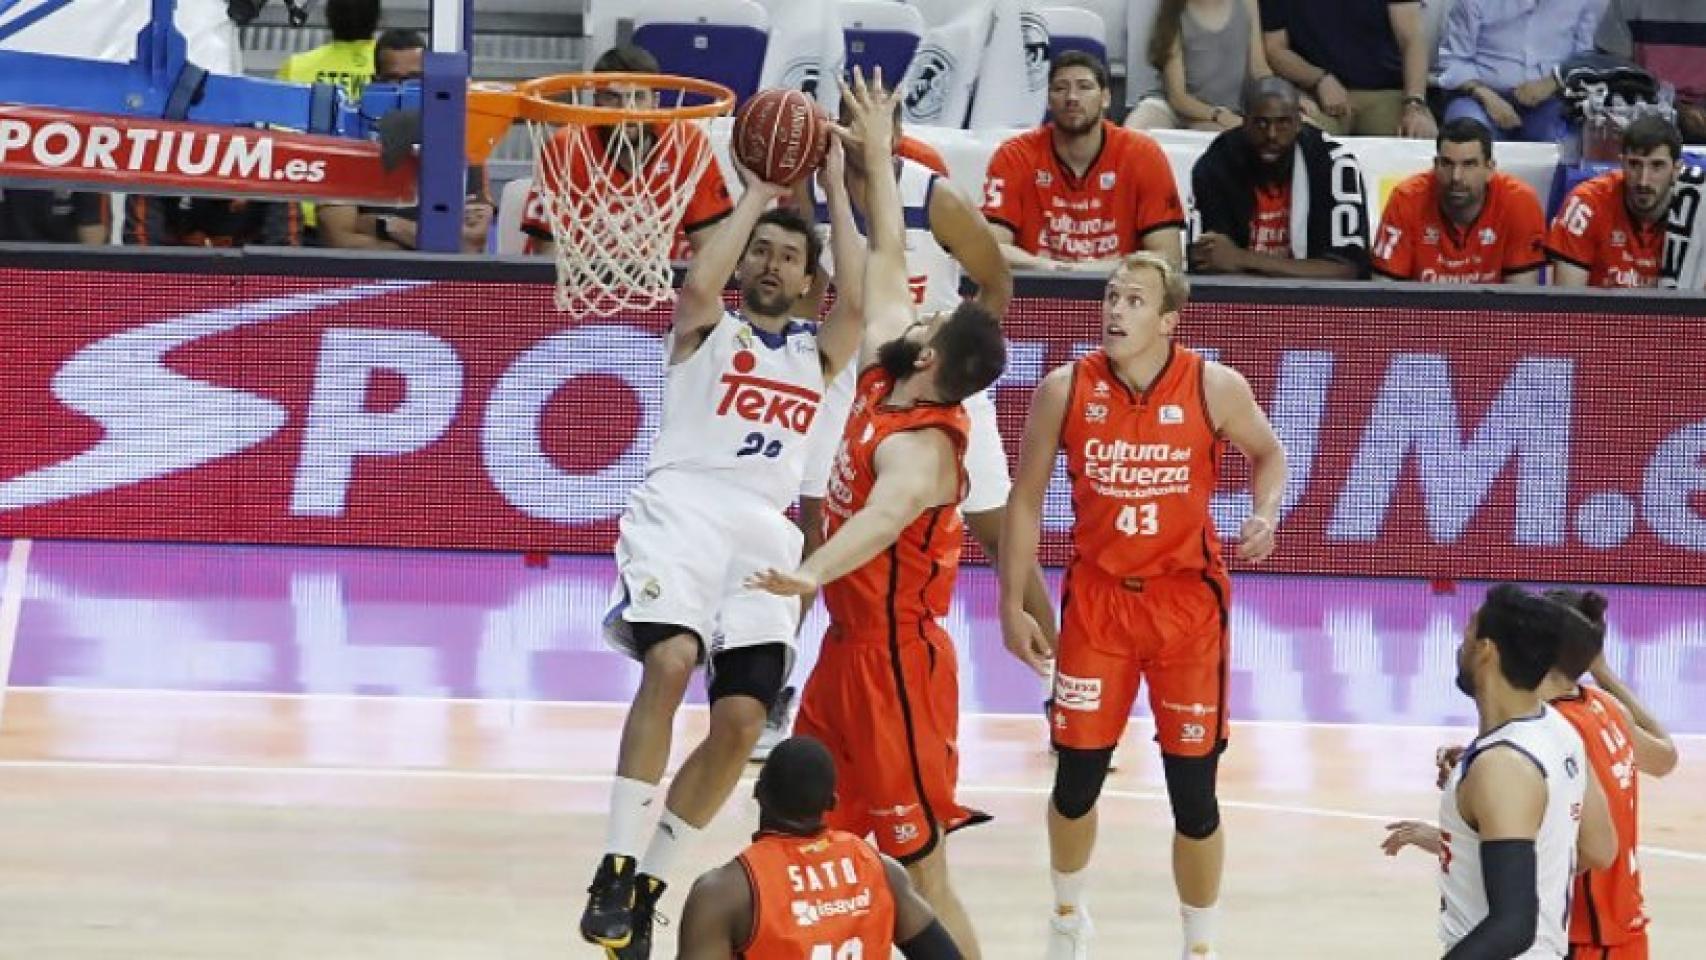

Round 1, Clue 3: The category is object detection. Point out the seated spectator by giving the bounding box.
[1261,0,1437,138]
[1128,0,1273,132]
[1372,119,1546,283]
[1548,115,1702,287]
[982,51,1185,272]
[1437,0,1602,143]
[318,32,492,253]
[1189,77,1370,279]
[0,189,107,244]
[523,44,732,259]
[123,197,301,247]
[276,0,379,99]
[1596,0,1706,143]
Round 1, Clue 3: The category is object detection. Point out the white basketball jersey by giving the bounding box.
[647,311,825,511]
[816,157,963,313]
[1438,705,1587,959]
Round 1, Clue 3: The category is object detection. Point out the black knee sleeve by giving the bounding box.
[1051,745,1114,820]
[1162,751,1222,840]
[706,643,787,709]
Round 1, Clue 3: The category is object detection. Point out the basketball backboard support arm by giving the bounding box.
[0,0,354,133]
[414,0,472,254]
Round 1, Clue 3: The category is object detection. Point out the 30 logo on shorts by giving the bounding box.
[1178,722,1207,744]
[892,822,920,844]
[1053,673,1103,711]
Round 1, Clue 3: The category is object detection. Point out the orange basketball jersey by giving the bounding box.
[1372,171,1546,283]
[521,123,732,256]
[821,367,969,632]
[1553,686,1649,947]
[1546,171,1665,288]
[981,121,1184,261]
[1062,346,1226,581]
[737,828,897,960]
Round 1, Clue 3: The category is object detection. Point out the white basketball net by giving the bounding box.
[526,117,716,318]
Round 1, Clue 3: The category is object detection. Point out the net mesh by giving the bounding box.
[525,115,716,318]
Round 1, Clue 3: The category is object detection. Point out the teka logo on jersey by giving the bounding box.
[716,351,821,434]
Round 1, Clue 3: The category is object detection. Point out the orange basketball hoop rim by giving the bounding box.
[464,72,737,165]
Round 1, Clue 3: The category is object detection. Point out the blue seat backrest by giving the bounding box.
[845,28,920,89]
[632,21,770,105]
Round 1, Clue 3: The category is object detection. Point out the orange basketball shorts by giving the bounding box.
[1049,563,1230,757]
[795,620,981,864]
[1569,936,1649,959]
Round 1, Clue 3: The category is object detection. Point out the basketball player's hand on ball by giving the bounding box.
[1236,514,1276,562]
[731,156,794,202]
[1000,606,1055,677]
[1380,820,1442,857]
[745,567,819,597]
[1435,745,1465,789]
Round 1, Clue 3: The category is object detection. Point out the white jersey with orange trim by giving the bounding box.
[647,310,826,512]
[814,157,962,313]
[1438,705,1588,959]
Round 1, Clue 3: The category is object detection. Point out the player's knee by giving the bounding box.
[1051,745,1114,820]
[638,630,700,687]
[707,695,768,748]
[1162,751,1222,840]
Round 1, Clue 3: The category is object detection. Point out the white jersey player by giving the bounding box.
[1381,584,1617,960]
[1439,705,1588,958]
[581,145,866,960]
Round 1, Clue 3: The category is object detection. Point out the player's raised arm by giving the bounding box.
[673,165,791,360]
[843,69,917,369]
[676,865,747,960]
[1590,654,1680,777]
[928,183,1012,317]
[1446,746,1547,959]
[999,364,1070,676]
[815,138,867,378]
[1204,362,1287,563]
[746,428,956,597]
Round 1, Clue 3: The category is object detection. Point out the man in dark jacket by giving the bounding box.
[1189,77,1371,279]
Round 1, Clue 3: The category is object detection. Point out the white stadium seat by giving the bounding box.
[1038,6,1107,70]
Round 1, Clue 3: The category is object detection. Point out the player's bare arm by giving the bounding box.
[747,427,957,597]
[1143,225,1185,270]
[928,183,1012,315]
[1549,258,1591,287]
[815,138,867,379]
[1204,361,1287,562]
[1590,655,1680,776]
[1576,761,1619,872]
[1191,232,1359,279]
[1448,745,1547,959]
[842,70,917,369]
[677,863,749,960]
[882,855,966,960]
[998,364,1071,676]
[672,166,792,363]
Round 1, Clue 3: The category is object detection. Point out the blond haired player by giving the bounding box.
[1000,253,1287,960]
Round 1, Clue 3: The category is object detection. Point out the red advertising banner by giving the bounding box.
[0,105,417,205]
[0,267,1703,584]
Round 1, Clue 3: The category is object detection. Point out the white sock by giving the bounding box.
[1181,902,1220,957]
[1051,868,1088,917]
[605,776,657,860]
[639,809,702,886]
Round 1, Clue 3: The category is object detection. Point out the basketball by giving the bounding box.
[731,88,830,187]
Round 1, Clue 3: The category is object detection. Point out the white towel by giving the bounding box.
[1661,163,1706,290]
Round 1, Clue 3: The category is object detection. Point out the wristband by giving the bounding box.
[1403,95,1428,109]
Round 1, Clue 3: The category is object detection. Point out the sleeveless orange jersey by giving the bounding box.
[737,828,897,960]
[1553,686,1649,947]
[1062,346,1226,582]
[820,368,969,632]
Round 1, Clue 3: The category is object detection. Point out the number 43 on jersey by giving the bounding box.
[1117,503,1159,536]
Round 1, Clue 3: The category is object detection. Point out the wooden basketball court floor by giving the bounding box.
[1,540,1702,958]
